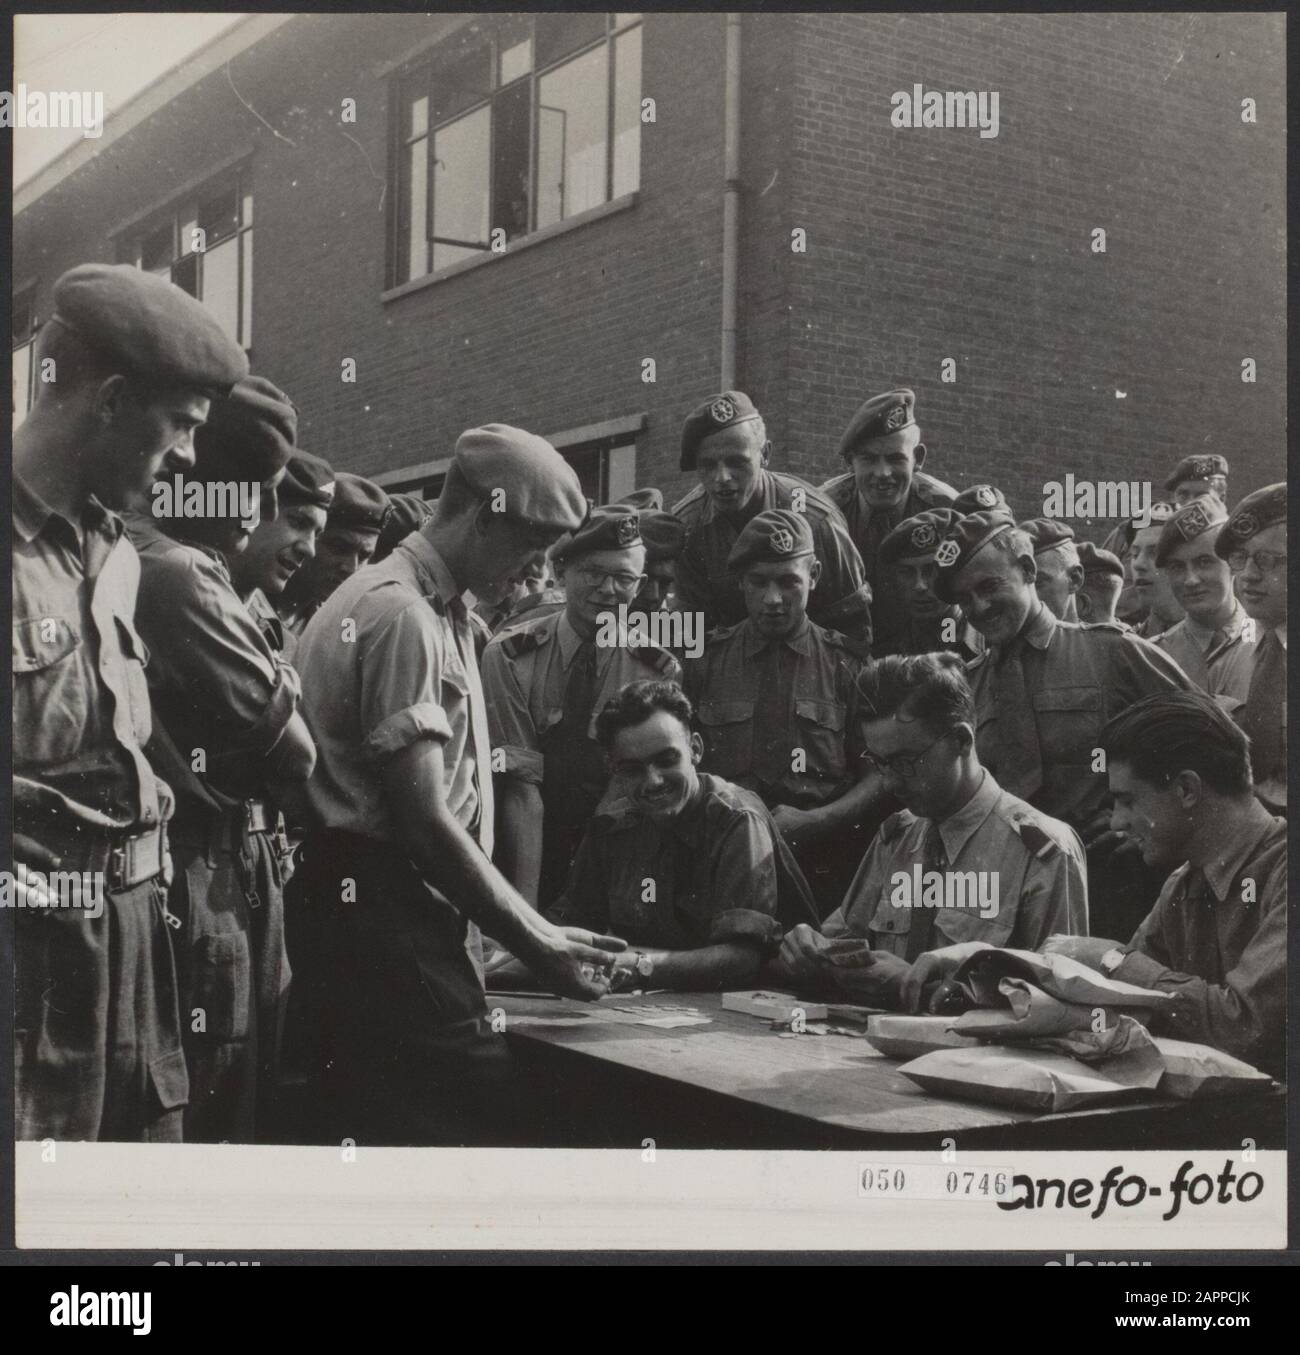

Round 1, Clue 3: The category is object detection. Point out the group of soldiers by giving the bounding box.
[13,261,1288,1149]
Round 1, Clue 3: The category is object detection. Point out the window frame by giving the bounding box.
[11,283,39,428]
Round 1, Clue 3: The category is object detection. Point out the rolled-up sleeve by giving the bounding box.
[358,599,454,762]
[481,638,544,784]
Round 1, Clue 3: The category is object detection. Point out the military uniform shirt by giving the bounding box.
[13,473,168,834]
[682,615,863,808]
[671,470,872,644]
[967,604,1195,831]
[247,586,287,656]
[1153,599,1254,705]
[294,533,490,851]
[821,770,1088,956]
[548,774,809,951]
[1117,808,1286,1075]
[482,610,681,786]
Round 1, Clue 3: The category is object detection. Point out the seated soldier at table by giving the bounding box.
[771,652,1088,1007]
[902,692,1285,1077]
[544,679,820,993]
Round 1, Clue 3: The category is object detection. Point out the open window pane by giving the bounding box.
[198,183,239,245]
[432,104,490,270]
[613,24,642,199]
[492,79,531,240]
[536,45,609,229]
[202,235,240,342]
[535,12,606,68]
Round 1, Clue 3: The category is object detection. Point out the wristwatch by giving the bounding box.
[1100,947,1127,976]
[633,951,655,980]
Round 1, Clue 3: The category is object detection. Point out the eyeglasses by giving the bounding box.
[574,565,644,594]
[1226,549,1286,574]
[860,730,950,778]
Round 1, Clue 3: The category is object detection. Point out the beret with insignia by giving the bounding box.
[879,507,965,569]
[638,510,688,564]
[455,423,588,533]
[1155,495,1227,567]
[373,490,435,561]
[727,507,815,573]
[1076,541,1125,580]
[837,388,916,461]
[551,503,642,565]
[680,390,762,471]
[951,483,1008,515]
[1215,483,1286,559]
[327,472,391,533]
[193,375,298,486]
[1164,453,1229,493]
[1019,517,1076,556]
[933,508,1019,603]
[1134,501,1175,530]
[617,487,664,513]
[278,449,336,510]
[51,262,249,395]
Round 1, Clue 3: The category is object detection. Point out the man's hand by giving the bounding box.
[770,804,813,852]
[777,923,832,981]
[1041,934,1119,971]
[831,950,911,1006]
[521,919,627,1000]
[899,942,993,1013]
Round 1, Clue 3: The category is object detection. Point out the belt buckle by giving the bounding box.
[244,799,268,835]
[118,826,163,889]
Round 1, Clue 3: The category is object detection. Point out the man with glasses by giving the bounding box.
[772,653,1087,1007]
[483,504,682,909]
[1217,484,1286,813]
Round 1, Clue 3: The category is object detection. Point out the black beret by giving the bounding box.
[1164,454,1229,493]
[879,508,965,568]
[933,508,1019,603]
[1077,541,1125,580]
[278,450,336,510]
[837,388,916,461]
[193,376,298,485]
[617,487,664,513]
[1215,483,1286,559]
[454,424,587,532]
[951,483,1009,515]
[1133,501,1175,531]
[727,508,815,573]
[373,491,434,560]
[639,511,688,564]
[1019,517,1077,556]
[51,262,248,394]
[551,504,642,565]
[1155,495,1227,567]
[327,473,391,533]
[680,391,762,471]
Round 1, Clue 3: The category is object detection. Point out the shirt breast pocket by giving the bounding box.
[12,615,87,765]
[1032,685,1103,765]
[696,699,755,774]
[793,698,848,782]
[113,614,154,742]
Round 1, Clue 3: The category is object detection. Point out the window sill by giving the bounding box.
[381,191,639,303]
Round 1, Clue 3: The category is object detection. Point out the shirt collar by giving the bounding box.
[1186,598,1249,650]
[398,532,463,611]
[935,769,1000,861]
[1198,803,1282,902]
[741,614,813,658]
[1017,601,1058,652]
[123,509,232,582]
[557,611,588,665]
[13,468,121,546]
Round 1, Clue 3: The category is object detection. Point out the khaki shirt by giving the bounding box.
[295,534,492,854]
[12,472,168,836]
[1153,599,1254,705]
[1117,808,1286,1076]
[821,770,1088,957]
[967,605,1194,830]
[482,609,680,786]
[682,616,863,809]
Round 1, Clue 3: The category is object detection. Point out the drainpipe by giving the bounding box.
[720,12,741,388]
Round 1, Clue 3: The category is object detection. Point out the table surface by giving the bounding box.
[496,991,1284,1147]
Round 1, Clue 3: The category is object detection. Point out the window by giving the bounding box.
[12,285,38,431]
[117,170,254,349]
[393,13,642,285]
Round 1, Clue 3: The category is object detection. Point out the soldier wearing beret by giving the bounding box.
[671,390,873,647]
[277,471,391,643]
[819,388,957,653]
[617,488,689,621]
[1165,454,1229,509]
[1020,518,1083,622]
[14,262,247,1141]
[1150,496,1254,704]
[682,510,880,915]
[124,375,315,1142]
[482,504,682,910]
[373,491,434,564]
[1129,502,1186,639]
[290,424,625,1144]
[933,509,1196,940]
[951,483,1011,517]
[875,508,984,660]
[1217,484,1286,812]
[1075,541,1128,627]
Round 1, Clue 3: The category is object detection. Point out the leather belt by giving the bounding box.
[18,818,171,893]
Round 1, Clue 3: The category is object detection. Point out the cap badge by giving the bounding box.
[710,396,736,424]
[616,514,640,546]
[935,538,961,568]
[910,522,938,550]
[884,405,907,431]
[1175,502,1213,540]
[1233,511,1259,540]
[769,526,795,555]
[975,486,996,508]
[1192,457,1217,478]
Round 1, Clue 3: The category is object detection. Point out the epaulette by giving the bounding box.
[703,620,744,647]
[818,471,855,503]
[630,644,677,676]
[1080,620,1127,636]
[878,809,912,843]
[773,471,838,520]
[669,484,707,520]
[912,470,959,505]
[1008,813,1061,861]
[500,626,551,661]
